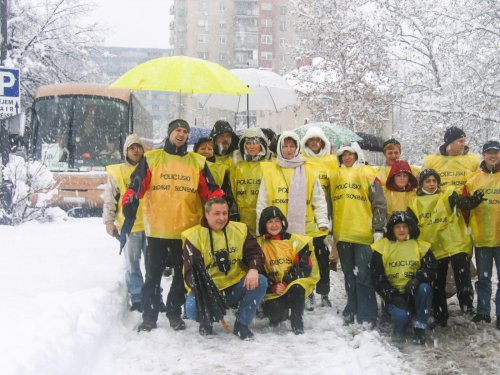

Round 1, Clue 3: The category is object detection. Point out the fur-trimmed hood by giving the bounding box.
[238,128,269,161]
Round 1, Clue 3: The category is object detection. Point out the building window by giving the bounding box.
[198,1,207,12]
[261,3,272,11]
[197,51,209,59]
[261,35,272,45]
[279,38,286,47]
[219,52,226,62]
[197,19,208,29]
[279,6,287,15]
[219,20,226,29]
[279,54,286,63]
[219,35,227,44]
[219,3,226,12]
[261,51,272,61]
[261,18,272,27]
[197,34,209,43]
[279,21,286,31]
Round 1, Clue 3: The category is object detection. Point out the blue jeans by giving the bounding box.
[123,231,146,303]
[337,242,378,323]
[387,283,432,335]
[475,246,500,317]
[186,274,268,327]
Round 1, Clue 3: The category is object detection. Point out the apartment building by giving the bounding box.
[170,0,307,130]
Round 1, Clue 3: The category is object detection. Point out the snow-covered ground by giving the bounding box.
[1,218,498,375]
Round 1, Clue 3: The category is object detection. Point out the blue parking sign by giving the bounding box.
[0,67,20,97]
[0,67,21,119]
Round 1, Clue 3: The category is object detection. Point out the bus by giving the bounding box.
[29,83,153,212]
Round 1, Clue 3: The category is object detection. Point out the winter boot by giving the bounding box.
[199,323,213,336]
[137,320,157,332]
[321,294,332,307]
[290,314,304,335]
[471,313,491,323]
[168,316,186,331]
[343,313,355,326]
[496,316,500,330]
[130,302,142,312]
[412,328,426,345]
[233,320,254,340]
[305,293,315,311]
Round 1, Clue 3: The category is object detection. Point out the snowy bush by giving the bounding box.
[0,155,67,225]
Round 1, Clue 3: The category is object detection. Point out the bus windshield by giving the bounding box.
[32,95,128,171]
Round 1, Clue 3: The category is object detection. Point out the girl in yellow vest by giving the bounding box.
[384,159,418,220]
[257,206,320,335]
[300,126,340,308]
[194,137,238,221]
[371,211,437,344]
[230,128,269,235]
[464,140,500,328]
[407,169,485,327]
[330,144,386,325]
[256,131,329,308]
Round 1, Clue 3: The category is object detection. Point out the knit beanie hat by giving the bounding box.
[167,119,190,137]
[418,168,441,187]
[443,126,466,148]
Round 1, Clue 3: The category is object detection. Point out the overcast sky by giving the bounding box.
[91,0,172,49]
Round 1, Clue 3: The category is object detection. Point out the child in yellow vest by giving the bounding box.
[371,211,437,344]
[384,159,418,220]
[257,206,320,335]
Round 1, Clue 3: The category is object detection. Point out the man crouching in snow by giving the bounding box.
[182,198,267,339]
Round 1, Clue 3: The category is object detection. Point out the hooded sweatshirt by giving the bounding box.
[209,120,239,169]
[384,160,418,220]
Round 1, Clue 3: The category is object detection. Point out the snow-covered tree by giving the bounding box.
[288,0,394,134]
[5,0,103,110]
[0,155,66,225]
[381,0,500,160]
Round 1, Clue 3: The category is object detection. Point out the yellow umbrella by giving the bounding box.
[110,56,252,95]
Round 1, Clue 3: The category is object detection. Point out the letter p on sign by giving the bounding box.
[0,71,16,96]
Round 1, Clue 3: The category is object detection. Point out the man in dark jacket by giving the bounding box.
[182,197,267,339]
[122,119,224,332]
[209,120,239,169]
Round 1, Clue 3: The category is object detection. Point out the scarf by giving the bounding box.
[304,146,328,158]
[277,156,307,234]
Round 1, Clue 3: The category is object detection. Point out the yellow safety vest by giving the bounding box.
[384,190,416,221]
[106,163,145,232]
[330,165,378,245]
[206,160,227,188]
[423,153,480,193]
[260,161,326,237]
[371,238,430,293]
[182,221,248,291]
[377,165,421,189]
[408,188,471,260]
[465,171,500,247]
[302,153,339,194]
[230,160,263,235]
[215,154,235,170]
[258,233,319,301]
[142,150,205,239]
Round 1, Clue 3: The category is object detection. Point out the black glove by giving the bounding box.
[405,277,420,296]
[470,190,487,208]
[123,194,139,219]
[390,293,410,310]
